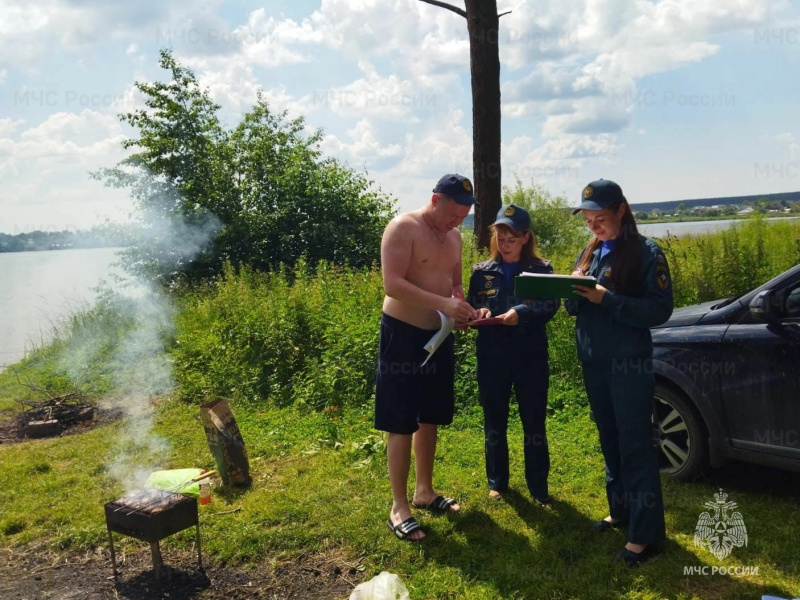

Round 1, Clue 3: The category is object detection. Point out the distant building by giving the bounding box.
[737,207,754,215]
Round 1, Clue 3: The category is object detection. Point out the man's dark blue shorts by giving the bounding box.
[375,313,455,434]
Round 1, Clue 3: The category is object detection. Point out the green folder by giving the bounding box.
[514,273,597,299]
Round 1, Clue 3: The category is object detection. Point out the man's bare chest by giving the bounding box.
[412,235,459,271]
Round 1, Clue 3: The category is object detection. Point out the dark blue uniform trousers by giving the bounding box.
[582,359,666,544]
[477,355,550,499]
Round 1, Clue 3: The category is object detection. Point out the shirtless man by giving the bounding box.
[376,173,478,542]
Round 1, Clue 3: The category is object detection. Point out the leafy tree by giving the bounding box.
[94,50,394,285]
[502,178,587,258]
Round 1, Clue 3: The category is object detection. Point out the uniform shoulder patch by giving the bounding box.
[656,262,670,290]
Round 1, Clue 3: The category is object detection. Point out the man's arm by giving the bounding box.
[381,217,464,317]
[451,247,465,300]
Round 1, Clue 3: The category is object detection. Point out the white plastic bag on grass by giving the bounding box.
[349,571,410,600]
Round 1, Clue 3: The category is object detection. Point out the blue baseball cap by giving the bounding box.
[572,179,625,214]
[433,173,479,206]
[492,204,530,232]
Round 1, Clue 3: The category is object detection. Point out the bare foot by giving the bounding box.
[488,490,503,500]
[389,508,425,541]
[625,542,647,553]
[412,493,461,513]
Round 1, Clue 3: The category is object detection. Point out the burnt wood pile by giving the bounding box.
[17,392,95,438]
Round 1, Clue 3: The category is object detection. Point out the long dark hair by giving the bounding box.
[576,199,644,296]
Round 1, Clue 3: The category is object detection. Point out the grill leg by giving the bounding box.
[149,541,163,580]
[107,527,118,578]
[195,523,203,572]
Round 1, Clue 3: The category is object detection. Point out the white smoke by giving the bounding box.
[55,210,220,492]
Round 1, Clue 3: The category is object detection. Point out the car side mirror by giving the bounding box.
[749,289,780,323]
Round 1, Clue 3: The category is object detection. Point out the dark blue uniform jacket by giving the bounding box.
[565,236,673,361]
[467,257,560,359]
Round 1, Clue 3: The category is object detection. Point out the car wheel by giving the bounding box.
[652,383,707,481]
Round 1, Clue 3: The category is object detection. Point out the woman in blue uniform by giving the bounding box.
[467,204,559,504]
[566,179,673,566]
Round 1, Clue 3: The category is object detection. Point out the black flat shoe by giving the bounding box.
[591,518,627,532]
[614,545,658,567]
[534,495,552,507]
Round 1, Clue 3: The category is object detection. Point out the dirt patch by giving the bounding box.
[0,406,125,445]
[0,544,365,599]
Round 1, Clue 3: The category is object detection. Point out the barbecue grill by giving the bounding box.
[104,489,202,579]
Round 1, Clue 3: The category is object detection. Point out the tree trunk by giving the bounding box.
[465,0,501,249]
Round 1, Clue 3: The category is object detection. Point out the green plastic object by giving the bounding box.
[144,468,205,497]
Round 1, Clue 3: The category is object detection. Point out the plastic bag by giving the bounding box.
[349,572,409,600]
[144,468,204,497]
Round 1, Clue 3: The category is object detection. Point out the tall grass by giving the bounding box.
[170,216,800,415]
[5,216,798,420]
[656,216,800,306]
[0,290,147,411]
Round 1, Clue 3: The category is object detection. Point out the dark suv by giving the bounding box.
[651,264,800,480]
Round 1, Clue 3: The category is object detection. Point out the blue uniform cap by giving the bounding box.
[572,179,624,214]
[433,173,479,206]
[492,204,530,232]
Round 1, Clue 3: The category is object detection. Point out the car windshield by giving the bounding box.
[711,290,748,310]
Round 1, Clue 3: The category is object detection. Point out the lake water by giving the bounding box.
[0,247,123,370]
[638,216,799,238]
[1,216,798,370]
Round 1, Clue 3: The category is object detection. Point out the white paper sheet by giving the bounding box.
[421,310,455,366]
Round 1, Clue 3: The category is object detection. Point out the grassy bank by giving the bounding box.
[1,217,800,598]
[1,398,798,599]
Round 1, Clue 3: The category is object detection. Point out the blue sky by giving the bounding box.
[1,0,799,233]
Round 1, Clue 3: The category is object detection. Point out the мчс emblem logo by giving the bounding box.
[583,186,594,199]
[462,178,472,192]
[694,489,748,560]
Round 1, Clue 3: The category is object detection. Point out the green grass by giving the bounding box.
[2,218,800,598]
[1,398,797,599]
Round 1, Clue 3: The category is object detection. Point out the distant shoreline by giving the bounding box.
[0,243,125,254]
[637,213,798,224]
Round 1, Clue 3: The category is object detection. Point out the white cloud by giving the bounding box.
[235,8,326,66]
[1,0,798,228]
[0,3,49,35]
[307,61,434,121]
[0,118,24,137]
[0,110,131,231]
[504,62,603,102]
[320,119,403,163]
[497,0,775,137]
[502,132,619,185]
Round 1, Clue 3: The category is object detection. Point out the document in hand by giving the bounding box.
[454,316,505,330]
[514,272,597,299]
[422,310,455,366]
